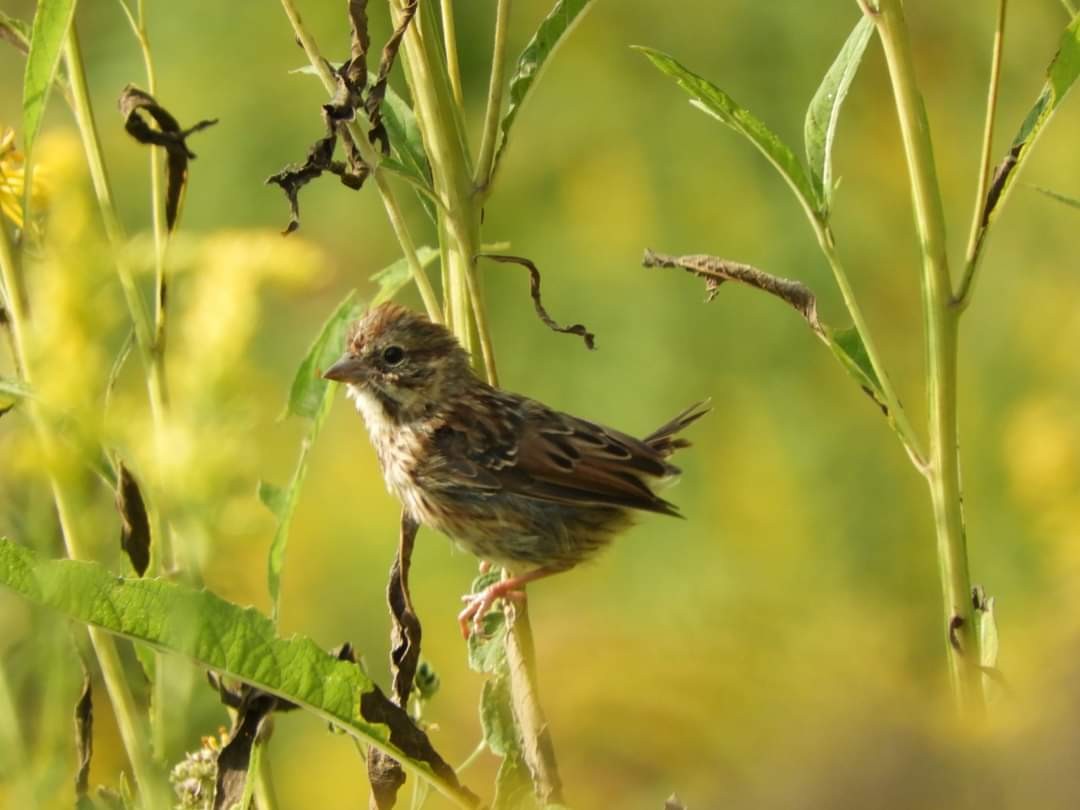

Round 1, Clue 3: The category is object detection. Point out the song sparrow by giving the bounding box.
[324,303,708,636]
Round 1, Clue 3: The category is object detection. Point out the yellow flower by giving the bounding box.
[0,127,49,232]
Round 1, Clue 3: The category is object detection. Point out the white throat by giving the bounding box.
[346,383,394,439]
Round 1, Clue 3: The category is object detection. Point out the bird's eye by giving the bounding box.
[382,345,405,366]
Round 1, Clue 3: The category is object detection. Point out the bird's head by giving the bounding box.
[323,303,473,422]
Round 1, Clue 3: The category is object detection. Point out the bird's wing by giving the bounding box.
[419,391,682,516]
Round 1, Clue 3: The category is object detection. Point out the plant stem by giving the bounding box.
[0,659,34,808]
[956,0,1008,312]
[134,0,170,381]
[0,220,167,809]
[813,225,926,468]
[474,0,511,194]
[65,21,188,759]
[439,0,465,111]
[275,0,442,323]
[872,0,983,714]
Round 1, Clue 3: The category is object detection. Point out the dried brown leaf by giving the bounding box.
[642,249,823,336]
[74,670,92,798]
[269,0,416,233]
[118,85,217,230]
[115,462,150,577]
[213,689,278,810]
[367,512,422,810]
[477,253,596,349]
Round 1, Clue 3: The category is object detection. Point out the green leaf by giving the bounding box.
[22,0,77,154]
[1032,184,1080,211]
[983,14,1080,228]
[284,290,360,421]
[268,291,362,623]
[804,16,874,211]
[369,247,440,308]
[480,676,535,810]
[379,83,437,223]
[0,538,479,808]
[256,480,287,519]
[824,325,888,415]
[636,46,821,221]
[493,0,596,177]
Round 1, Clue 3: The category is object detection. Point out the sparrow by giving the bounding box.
[323,302,708,636]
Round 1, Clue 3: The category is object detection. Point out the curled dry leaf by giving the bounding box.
[268,0,416,234]
[367,513,423,810]
[476,253,596,349]
[212,688,279,810]
[74,669,92,799]
[643,249,822,333]
[118,85,217,230]
[643,249,891,417]
[115,462,150,577]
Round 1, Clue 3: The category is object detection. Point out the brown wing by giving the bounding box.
[420,390,697,516]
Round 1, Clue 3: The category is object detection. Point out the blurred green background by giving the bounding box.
[2,1,1080,808]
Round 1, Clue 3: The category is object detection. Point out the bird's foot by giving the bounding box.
[458,581,525,639]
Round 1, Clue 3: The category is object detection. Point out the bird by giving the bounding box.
[323,302,708,636]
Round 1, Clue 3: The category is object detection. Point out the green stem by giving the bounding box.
[872,0,982,714]
[0,219,167,809]
[0,659,34,808]
[440,0,465,111]
[66,19,185,759]
[276,0,442,323]
[814,224,926,468]
[955,0,1008,312]
[474,0,511,194]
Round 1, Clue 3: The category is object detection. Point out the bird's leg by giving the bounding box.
[458,564,568,638]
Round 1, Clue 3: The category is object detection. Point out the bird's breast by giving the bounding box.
[347,384,428,517]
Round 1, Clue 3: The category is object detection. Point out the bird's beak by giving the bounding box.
[323,353,366,383]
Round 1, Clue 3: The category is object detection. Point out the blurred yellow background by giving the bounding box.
[2,1,1080,808]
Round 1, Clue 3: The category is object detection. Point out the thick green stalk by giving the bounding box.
[393,0,562,797]
[871,0,983,714]
[0,220,167,809]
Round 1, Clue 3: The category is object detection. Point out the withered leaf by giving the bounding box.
[206,675,298,810]
[643,249,822,334]
[643,249,892,417]
[213,690,278,810]
[118,85,217,231]
[664,794,687,810]
[477,253,596,349]
[367,512,422,810]
[115,462,150,577]
[268,0,416,234]
[74,670,92,799]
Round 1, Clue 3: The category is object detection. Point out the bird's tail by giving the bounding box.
[643,399,711,457]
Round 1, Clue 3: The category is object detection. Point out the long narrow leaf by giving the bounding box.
[0,538,481,809]
[492,0,596,177]
[22,0,77,154]
[635,46,822,222]
[380,83,436,223]
[982,14,1080,231]
[804,16,874,211]
[264,291,361,622]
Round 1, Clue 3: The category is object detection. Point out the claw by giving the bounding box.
[457,581,525,639]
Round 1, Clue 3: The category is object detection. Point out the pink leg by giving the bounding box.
[458,565,566,638]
